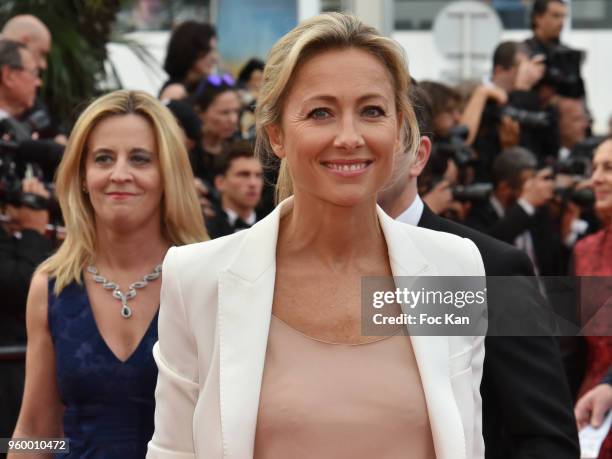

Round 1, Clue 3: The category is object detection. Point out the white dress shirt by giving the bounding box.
[395,195,425,226]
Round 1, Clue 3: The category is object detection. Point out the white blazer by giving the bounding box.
[147,197,486,459]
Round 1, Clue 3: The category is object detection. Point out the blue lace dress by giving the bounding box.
[48,280,158,458]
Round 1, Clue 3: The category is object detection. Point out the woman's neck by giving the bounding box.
[277,191,387,270]
[93,221,170,273]
[185,69,203,85]
[203,134,223,154]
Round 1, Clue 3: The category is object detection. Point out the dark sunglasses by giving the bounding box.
[195,73,235,98]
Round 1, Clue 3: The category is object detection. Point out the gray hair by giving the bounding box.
[0,39,26,73]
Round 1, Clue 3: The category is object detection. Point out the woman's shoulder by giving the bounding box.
[391,218,483,274]
[574,228,608,258]
[159,81,187,100]
[165,230,250,283]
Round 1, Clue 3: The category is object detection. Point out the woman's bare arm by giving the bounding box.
[8,271,64,459]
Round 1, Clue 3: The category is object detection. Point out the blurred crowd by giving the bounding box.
[0,0,611,455]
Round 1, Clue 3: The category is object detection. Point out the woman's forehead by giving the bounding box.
[286,48,396,100]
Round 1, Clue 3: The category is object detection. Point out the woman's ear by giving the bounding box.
[266,123,285,158]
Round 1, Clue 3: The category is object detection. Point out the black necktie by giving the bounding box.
[233,218,251,231]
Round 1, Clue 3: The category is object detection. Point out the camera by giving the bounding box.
[452,183,493,202]
[0,140,55,211]
[538,46,586,99]
[432,125,478,168]
[499,105,550,128]
[556,136,605,178]
[554,186,594,208]
[552,136,604,208]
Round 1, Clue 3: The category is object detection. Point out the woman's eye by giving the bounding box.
[362,106,386,117]
[308,108,331,120]
[94,154,113,164]
[131,154,151,165]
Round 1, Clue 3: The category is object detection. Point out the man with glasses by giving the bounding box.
[0,39,41,140]
[1,15,59,144]
[0,38,52,444]
[1,15,51,73]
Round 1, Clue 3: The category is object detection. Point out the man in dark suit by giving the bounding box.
[0,177,54,441]
[465,147,568,276]
[377,83,579,458]
[205,140,264,239]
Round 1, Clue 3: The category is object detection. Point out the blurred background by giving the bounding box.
[1,0,611,134]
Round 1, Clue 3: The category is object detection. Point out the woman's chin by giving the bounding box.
[97,213,155,233]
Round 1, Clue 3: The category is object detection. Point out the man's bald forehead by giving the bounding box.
[2,14,51,41]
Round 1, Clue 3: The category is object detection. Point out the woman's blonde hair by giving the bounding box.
[41,90,208,294]
[254,12,420,202]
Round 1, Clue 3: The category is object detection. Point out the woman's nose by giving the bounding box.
[110,159,133,182]
[334,116,365,150]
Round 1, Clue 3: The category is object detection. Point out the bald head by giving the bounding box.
[2,15,51,70]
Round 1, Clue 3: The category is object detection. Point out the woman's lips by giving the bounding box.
[106,192,137,200]
[321,160,372,177]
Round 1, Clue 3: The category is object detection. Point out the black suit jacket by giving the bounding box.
[0,227,54,346]
[418,205,579,459]
[466,199,567,276]
[205,208,262,240]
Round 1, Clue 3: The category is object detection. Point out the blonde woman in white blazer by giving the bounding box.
[148,12,486,459]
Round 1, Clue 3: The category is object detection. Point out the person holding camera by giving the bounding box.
[523,0,588,162]
[465,41,547,176]
[0,39,41,141]
[557,97,589,161]
[2,15,63,143]
[0,176,54,441]
[465,147,569,276]
[526,0,567,50]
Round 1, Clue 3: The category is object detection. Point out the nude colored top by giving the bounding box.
[253,315,437,459]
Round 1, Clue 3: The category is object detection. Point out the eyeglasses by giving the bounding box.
[11,65,40,79]
[195,73,235,98]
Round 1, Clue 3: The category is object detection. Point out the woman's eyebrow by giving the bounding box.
[301,93,390,106]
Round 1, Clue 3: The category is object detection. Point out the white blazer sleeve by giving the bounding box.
[147,247,199,458]
[467,238,486,459]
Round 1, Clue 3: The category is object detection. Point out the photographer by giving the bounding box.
[420,81,478,187]
[557,97,589,160]
[469,40,564,179]
[526,0,567,52]
[419,81,462,140]
[465,147,571,275]
[0,176,53,440]
[525,0,584,100]
[0,39,62,184]
[2,15,61,143]
[0,39,41,140]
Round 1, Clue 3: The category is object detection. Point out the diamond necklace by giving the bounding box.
[87,263,162,319]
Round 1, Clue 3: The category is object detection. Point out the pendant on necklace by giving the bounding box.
[88,263,162,320]
[112,288,136,319]
[121,304,132,318]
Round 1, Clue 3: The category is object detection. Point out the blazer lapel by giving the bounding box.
[377,207,467,459]
[218,202,466,459]
[217,201,286,459]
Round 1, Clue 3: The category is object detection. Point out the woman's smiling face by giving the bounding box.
[267,47,402,207]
